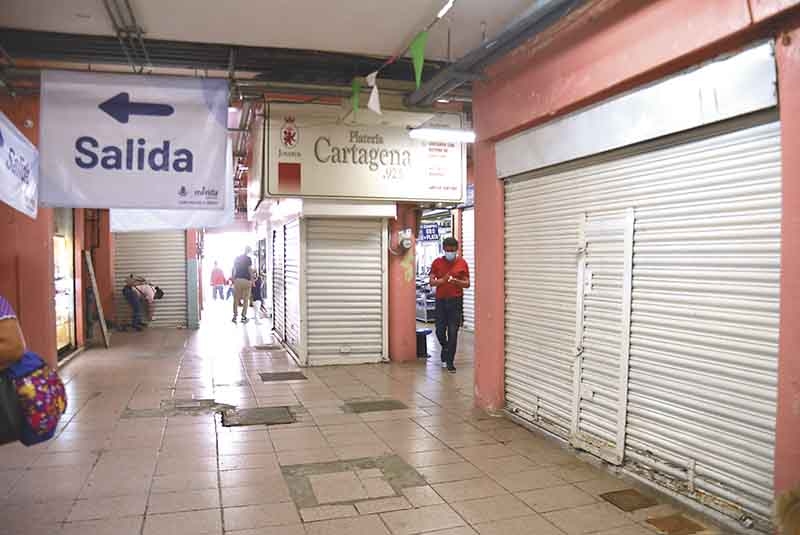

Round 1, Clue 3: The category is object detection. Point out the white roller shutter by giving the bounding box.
[461,208,475,331]
[272,225,286,342]
[504,114,780,529]
[285,219,302,356]
[113,231,187,328]
[306,218,385,365]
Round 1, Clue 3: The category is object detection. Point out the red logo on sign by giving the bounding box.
[281,116,298,148]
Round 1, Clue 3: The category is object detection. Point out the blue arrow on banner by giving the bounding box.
[98,92,175,124]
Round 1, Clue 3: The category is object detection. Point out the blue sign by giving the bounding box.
[420,223,440,242]
[0,111,38,218]
[39,70,228,210]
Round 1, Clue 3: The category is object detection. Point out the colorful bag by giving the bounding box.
[5,352,67,446]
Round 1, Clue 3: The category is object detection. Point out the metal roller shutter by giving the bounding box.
[272,225,286,342]
[306,218,385,365]
[504,114,780,529]
[285,219,302,355]
[461,208,476,331]
[113,231,187,328]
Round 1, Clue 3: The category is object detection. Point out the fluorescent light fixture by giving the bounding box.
[436,98,451,104]
[437,0,455,19]
[409,127,475,143]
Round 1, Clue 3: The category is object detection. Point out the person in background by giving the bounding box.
[251,272,267,319]
[231,246,254,323]
[225,277,234,300]
[0,295,25,370]
[123,274,159,330]
[429,237,470,373]
[210,261,226,300]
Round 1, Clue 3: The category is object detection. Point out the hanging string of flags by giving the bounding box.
[352,0,456,116]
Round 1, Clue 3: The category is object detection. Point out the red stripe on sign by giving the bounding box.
[278,162,301,193]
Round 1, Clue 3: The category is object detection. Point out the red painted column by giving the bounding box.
[388,203,418,362]
[774,24,800,496]
[0,95,58,368]
[94,210,115,323]
[472,140,505,411]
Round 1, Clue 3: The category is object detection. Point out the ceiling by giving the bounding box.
[0,0,533,61]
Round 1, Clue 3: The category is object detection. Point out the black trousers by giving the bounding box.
[435,297,463,366]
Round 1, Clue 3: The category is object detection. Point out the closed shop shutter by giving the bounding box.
[113,231,187,328]
[285,219,302,355]
[461,208,476,331]
[272,225,286,342]
[504,114,780,528]
[306,218,385,365]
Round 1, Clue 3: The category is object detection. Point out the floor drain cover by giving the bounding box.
[646,514,705,535]
[222,406,295,427]
[260,372,307,382]
[344,400,408,413]
[600,489,659,512]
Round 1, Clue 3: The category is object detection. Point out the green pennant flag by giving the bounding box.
[409,31,429,89]
[351,78,362,115]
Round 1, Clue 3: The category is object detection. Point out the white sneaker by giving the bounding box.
[441,361,447,369]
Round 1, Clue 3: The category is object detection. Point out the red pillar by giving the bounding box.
[472,140,505,411]
[0,95,58,368]
[774,23,800,496]
[388,203,418,362]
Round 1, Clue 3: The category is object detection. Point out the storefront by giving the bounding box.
[415,210,454,323]
[252,103,467,366]
[470,4,800,528]
[53,207,76,355]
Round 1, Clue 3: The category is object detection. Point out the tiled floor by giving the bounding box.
[0,310,723,535]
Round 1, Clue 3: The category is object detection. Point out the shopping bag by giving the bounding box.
[5,352,67,446]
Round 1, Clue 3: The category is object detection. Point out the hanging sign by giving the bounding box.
[39,70,228,210]
[110,140,235,231]
[0,111,38,219]
[420,223,440,242]
[265,104,465,203]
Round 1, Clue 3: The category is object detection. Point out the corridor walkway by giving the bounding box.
[0,321,722,535]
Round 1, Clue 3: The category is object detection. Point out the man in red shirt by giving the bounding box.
[430,237,470,373]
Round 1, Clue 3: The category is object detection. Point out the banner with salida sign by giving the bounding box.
[264,104,466,203]
[39,70,228,210]
[0,111,38,218]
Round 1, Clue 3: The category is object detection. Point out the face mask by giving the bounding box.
[444,252,457,262]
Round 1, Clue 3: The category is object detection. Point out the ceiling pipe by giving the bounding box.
[405,0,586,106]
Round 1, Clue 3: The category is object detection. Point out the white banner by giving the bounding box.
[265,104,465,203]
[110,140,235,232]
[0,111,38,219]
[40,70,228,210]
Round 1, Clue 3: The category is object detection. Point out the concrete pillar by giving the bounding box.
[0,95,58,368]
[186,229,200,329]
[774,22,800,496]
[472,140,505,411]
[388,204,418,362]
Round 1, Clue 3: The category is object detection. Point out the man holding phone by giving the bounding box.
[429,237,470,373]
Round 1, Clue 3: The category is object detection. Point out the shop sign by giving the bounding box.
[39,70,228,209]
[466,183,475,206]
[420,223,440,242]
[0,111,38,218]
[265,104,465,203]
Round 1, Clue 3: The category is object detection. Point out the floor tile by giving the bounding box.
[417,462,484,484]
[309,472,369,503]
[517,485,597,513]
[305,514,391,535]
[223,502,300,531]
[61,516,144,535]
[399,450,465,468]
[68,494,148,521]
[143,509,222,535]
[147,488,220,514]
[363,477,397,498]
[491,468,567,493]
[278,448,339,466]
[220,478,292,507]
[433,477,508,503]
[218,453,280,472]
[221,468,282,488]
[473,514,565,535]
[300,504,359,522]
[151,471,219,494]
[380,504,466,535]
[356,497,413,515]
[450,494,533,524]
[402,486,445,508]
[543,503,635,535]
